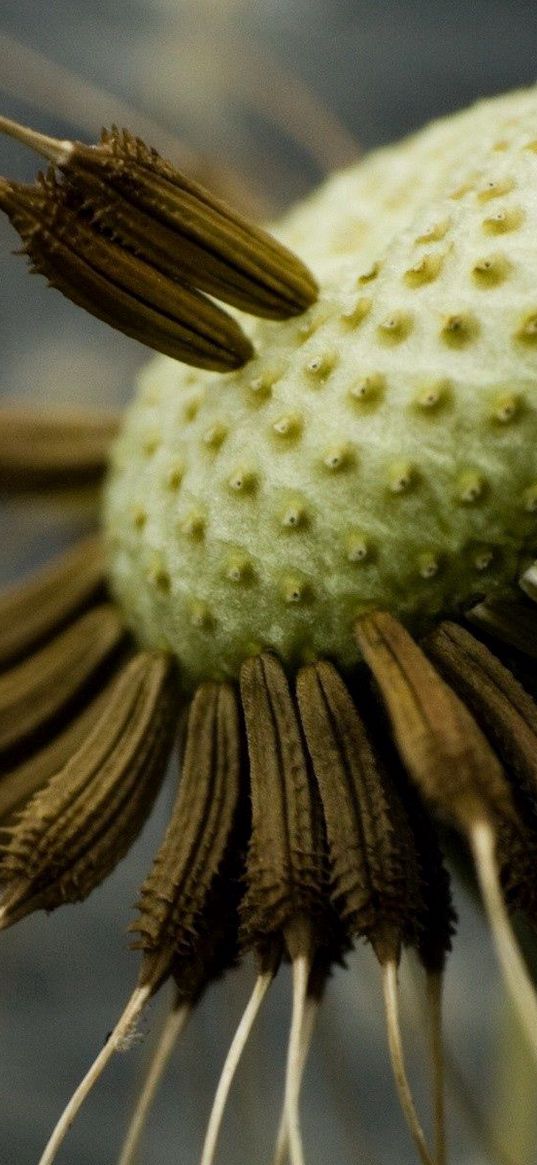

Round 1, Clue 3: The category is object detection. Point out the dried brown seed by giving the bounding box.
[355,611,514,831]
[425,621,537,929]
[239,652,329,958]
[0,651,177,926]
[0,172,253,371]
[0,117,317,320]
[425,621,537,822]
[0,602,125,756]
[132,681,243,994]
[0,686,109,826]
[0,406,119,491]
[296,660,420,964]
[0,534,105,670]
[56,156,314,322]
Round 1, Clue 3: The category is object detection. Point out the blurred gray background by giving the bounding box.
[1,2,537,1163]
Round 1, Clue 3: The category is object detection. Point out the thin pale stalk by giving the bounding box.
[272,992,319,1165]
[38,984,152,1165]
[426,971,447,1165]
[117,996,191,1165]
[471,821,537,1066]
[200,968,274,1165]
[280,953,311,1165]
[382,961,435,1165]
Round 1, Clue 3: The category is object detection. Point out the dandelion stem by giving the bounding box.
[117,995,191,1165]
[280,953,311,1165]
[38,983,152,1165]
[200,967,275,1165]
[0,112,71,163]
[471,819,537,1066]
[426,971,447,1165]
[272,991,319,1165]
[382,960,436,1165]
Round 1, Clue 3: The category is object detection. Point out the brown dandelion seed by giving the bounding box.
[0,114,318,372]
[425,621,537,924]
[0,602,126,759]
[0,172,254,371]
[0,650,177,928]
[356,610,537,1067]
[0,405,120,492]
[0,534,105,670]
[38,679,243,1165]
[297,661,452,1165]
[239,652,335,1165]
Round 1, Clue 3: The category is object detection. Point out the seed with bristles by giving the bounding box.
[0,171,254,371]
[131,680,244,993]
[0,603,126,757]
[0,651,177,928]
[0,114,318,339]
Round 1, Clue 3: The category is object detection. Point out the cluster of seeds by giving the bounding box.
[4,85,537,1165]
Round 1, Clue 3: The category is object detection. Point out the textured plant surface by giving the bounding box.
[106,87,537,687]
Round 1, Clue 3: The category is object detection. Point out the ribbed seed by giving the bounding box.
[467,594,537,659]
[0,602,125,754]
[57,126,318,319]
[132,682,243,994]
[0,406,119,491]
[0,535,105,669]
[297,661,433,965]
[170,876,244,1005]
[356,612,514,831]
[0,651,177,925]
[425,622,537,822]
[425,621,537,927]
[239,653,328,955]
[0,686,109,826]
[400,786,455,974]
[0,173,253,372]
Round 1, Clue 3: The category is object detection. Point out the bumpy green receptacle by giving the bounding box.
[104,87,537,688]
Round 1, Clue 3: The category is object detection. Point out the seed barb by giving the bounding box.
[0,602,125,757]
[0,172,253,371]
[0,650,177,927]
[0,405,119,492]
